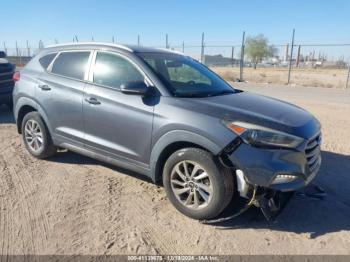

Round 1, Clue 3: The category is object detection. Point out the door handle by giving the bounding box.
[85,97,101,105]
[38,84,51,91]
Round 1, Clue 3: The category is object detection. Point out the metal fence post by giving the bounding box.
[200,32,205,64]
[287,29,295,84]
[239,31,245,82]
[346,64,350,89]
[182,41,185,53]
[166,34,169,49]
[231,46,234,67]
[296,45,301,67]
[3,42,7,54]
[26,40,30,57]
[138,34,140,46]
[15,41,19,65]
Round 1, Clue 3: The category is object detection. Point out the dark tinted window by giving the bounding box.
[0,51,6,58]
[93,52,144,88]
[39,53,57,69]
[52,52,90,80]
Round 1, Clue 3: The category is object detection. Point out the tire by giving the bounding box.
[22,112,57,159]
[163,148,234,220]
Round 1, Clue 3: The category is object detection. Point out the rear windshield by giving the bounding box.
[136,52,235,97]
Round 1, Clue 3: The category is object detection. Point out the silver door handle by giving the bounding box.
[38,84,51,91]
[85,97,101,105]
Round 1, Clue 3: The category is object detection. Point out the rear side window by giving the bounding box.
[51,52,90,80]
[39,53,57,69]
[93,52,144,89]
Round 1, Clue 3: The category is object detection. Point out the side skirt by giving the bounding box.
[60,142,152,179]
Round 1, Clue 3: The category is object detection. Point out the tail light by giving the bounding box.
[13,71,20,82]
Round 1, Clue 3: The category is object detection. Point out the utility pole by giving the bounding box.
[166,34,169,49]
[200,32,205,64]
[239,31,245,82]
[231,46,235,67]
[287,29,295,84]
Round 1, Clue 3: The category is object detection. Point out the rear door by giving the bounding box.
[83,51,155,165]
[37,51,92,145]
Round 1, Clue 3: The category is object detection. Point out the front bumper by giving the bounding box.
[227,140,321,192]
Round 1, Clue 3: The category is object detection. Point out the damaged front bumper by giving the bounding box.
[225,136,322,193]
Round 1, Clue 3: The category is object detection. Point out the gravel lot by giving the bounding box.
[0,83,350,255]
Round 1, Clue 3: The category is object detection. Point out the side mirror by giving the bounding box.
[120,80,149,95]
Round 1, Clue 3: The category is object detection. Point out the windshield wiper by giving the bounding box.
[207,90,235,97]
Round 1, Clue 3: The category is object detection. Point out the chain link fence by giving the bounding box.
[2,34,350,89]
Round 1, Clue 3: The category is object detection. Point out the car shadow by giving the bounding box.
[0,105,15,124]
[213,150,350,238]
[50,150,154,184]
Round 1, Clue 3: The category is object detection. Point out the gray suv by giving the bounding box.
[13,43,321,220]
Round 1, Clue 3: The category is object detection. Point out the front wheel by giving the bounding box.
[163,148,234,220]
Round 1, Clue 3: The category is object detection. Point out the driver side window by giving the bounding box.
[93,52,144,89]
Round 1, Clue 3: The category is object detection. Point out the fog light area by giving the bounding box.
[271,174,298,185]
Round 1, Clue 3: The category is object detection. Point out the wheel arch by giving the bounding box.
[15,98,52,135]
[150,130,224,184]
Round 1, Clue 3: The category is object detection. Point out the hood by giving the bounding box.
[184,91,320,139]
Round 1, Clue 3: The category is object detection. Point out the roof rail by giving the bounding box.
[45,42,133,52]
[158,48,184,55]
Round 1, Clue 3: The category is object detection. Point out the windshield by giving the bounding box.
[136,52,235,97]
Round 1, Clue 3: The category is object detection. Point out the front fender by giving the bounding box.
[149,130,225,182]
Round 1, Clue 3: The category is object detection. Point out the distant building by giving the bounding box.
[203,54,238,66]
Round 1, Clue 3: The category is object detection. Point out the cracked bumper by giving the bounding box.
[227,143,321,192]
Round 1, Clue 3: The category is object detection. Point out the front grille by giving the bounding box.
[305,133,322,173]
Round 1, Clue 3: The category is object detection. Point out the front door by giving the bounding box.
[83,51,155,166]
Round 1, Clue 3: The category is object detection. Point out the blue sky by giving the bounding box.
[1,0,350,58]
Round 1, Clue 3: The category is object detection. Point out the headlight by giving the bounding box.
[223,121,304,148]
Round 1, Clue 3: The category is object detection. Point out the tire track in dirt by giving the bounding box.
[2,141,51,254]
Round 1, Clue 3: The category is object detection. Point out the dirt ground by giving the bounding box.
[0,83,350,256]
[212,67,349,89]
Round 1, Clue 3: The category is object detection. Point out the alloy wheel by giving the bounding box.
[170,160,213,210]
[24,119,44,153]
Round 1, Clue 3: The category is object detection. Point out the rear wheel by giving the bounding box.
[163,148,234,220]
[22,112,57,159]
